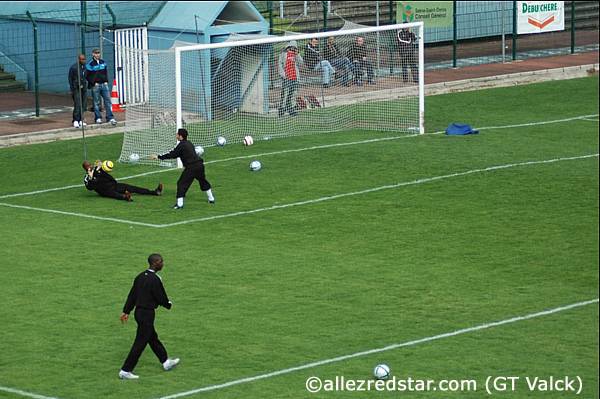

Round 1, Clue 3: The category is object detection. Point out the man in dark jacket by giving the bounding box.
[68,54,87,128]
[118,253,180,380]
[397,27,419,83]
[323,36,351,86]
[346,36,374,85]
[151,128,215,209]
[304,38,335,87]
[85,48,116,125]
[82,160,162,201]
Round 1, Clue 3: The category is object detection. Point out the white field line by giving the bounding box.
[0,153,597,228]
[2,299,597,399]
[0,386,60,399]
[0,114,596,200]
[160,153,599,227]
[0,202,161,228]
[157,298,599,399]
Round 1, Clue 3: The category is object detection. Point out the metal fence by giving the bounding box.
[0,1,598,118]
[253,1,599,68]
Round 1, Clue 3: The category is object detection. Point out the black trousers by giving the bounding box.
[176,162,211,198]
[96,183,156,200]
[116,183,156,195]
[352,60,374,83]
[121,308,168,372]
[72,88,87,122]
[278,78,298,116]
[400,51,418,83]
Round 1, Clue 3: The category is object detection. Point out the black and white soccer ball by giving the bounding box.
[249,160,262,172]
[373,364,390,380]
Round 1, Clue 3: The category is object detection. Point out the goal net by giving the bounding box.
[119,22,424,166]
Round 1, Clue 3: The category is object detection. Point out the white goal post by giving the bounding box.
[119,22,424,166]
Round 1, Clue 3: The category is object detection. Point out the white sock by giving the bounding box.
[205,189,214,201]
[177,197,184,207]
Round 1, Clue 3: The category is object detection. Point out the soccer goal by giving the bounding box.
[119,22,424,166]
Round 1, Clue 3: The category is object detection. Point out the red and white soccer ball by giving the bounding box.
[243,135,254,146]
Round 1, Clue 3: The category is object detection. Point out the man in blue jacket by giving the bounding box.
[86,48,117,125]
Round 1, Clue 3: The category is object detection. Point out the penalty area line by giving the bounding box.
[159,153,599,228]
[0,385,61,399]
[0,202,161,228]
[0,113,596,200]
[156,298,599,398]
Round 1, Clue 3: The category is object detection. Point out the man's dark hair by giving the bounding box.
[148,253,162,266]
[177,128,188,140]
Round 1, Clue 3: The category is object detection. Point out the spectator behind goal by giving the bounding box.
[278,40,303,117]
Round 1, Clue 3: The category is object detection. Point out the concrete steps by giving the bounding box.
[0,65,26,92]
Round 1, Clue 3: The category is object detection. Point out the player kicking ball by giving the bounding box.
[83,160,163,201]
[150,128,215,209]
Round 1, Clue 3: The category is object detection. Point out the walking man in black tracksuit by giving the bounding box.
[151,128,215,209]
[119,253,180,380]
[82,160,163,201]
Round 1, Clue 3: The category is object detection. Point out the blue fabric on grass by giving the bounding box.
[445,123,479,135]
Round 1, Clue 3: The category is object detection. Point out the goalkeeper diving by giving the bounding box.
[82,160,163,201]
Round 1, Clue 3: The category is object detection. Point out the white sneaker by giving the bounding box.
[109,118,117,126]
[96,118,103,124]
[73,121,80,128]
[118,370,139,380]
[80,121,87,127]
[163,358,180,371]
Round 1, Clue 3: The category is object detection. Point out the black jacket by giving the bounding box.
[158,139,202,168]
[347,43,368,62]
[398,29,417,51]
[123,269,172,314]
[69,62,87,92]
[84,167,117,192]
[323,43,342,61]
[304,43,321,69]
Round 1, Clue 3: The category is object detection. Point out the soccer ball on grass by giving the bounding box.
[249,160,262,171]
[373,364,390,380]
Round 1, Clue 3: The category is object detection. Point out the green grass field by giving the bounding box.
[0,76,598,399]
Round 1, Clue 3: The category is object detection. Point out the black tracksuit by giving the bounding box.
[397,29,418,83]
[68,62,87,122]
[121,269,172,372]
[158,139,211,198]
[84,167,157,200]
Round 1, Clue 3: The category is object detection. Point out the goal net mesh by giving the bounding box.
[119,23,423,166]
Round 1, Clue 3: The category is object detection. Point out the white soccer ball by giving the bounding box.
[243,135,254,146]
[249,160,262,171]
[216,136,227,146]
[373,364,390,380]
[129,153,140,163]
[195,145,204,156]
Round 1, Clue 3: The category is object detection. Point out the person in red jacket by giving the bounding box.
[277,40,303,117]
